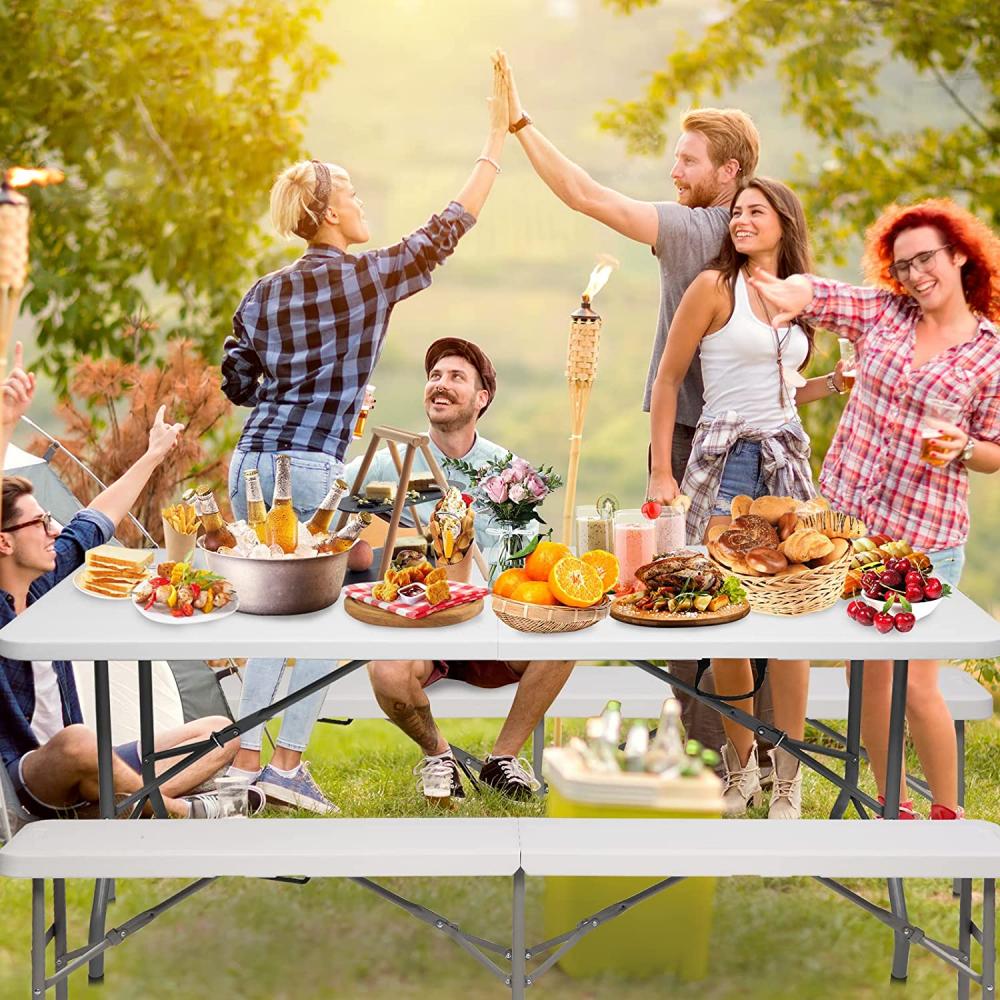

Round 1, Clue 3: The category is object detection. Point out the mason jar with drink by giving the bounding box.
[920,397,964,467]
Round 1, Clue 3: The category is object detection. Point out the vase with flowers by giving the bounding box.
[444,452,563,581]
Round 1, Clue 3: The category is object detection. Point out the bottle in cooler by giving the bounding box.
[266,454,299,554]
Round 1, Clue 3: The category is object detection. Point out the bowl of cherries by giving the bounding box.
[846,557,950,634]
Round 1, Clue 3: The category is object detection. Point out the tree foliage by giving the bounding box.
[0,0,335,389]
[599,0,999,262]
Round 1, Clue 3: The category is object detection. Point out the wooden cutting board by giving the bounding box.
[610,598,751,628]
[344,596,484,628]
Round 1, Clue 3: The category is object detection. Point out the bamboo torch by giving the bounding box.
[0,165,64,521]
[561,255,618,547]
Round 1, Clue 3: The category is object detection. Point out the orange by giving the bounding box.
[581,549,619,592]
[493,567,531,598]
[524,540,572,582]
[510,580,557,606]
[548,556,604,608]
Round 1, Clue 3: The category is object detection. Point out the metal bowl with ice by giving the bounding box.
[197,532,351,616]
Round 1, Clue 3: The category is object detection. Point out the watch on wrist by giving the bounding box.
[959,436,976,464]
[509,112,532,134]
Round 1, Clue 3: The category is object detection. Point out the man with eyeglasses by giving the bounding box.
[0,345,244,822]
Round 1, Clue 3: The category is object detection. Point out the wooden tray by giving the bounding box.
[344,595,483,628]
[609,598,751,628]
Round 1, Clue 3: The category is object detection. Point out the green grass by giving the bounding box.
[2,683,999,998]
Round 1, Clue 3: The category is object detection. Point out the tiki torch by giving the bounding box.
[561,255,618,547]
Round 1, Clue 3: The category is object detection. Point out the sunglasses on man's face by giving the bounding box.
[3,511,55,534]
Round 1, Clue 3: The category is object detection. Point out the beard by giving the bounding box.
[425,394,480,433]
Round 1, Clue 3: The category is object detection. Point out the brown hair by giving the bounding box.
[2,476,34,530]
[681,108,760,179]
[861,198,1000,322]
[707,177,816,367]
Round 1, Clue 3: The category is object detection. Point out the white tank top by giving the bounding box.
[699,271,809,431]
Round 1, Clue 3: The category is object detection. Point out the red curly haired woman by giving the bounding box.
[751,199,1000,820]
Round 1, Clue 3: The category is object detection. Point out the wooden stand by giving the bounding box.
[341,424,488,581]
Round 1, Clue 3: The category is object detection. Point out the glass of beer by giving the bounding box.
[838,338,857,392]
[920,397,963,466]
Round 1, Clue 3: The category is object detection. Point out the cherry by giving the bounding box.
[641,500,662,520]
[881,569,902,589]
[893,612,916,633]
[873,611,895,634]
[924,577,943,600]
[905,583,925,603]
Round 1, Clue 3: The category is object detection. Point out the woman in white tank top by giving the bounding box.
[648,178,849,820]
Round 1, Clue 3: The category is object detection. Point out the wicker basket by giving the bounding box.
[492,594,611,633]
[709,549,853,617]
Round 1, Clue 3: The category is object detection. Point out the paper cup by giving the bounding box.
[440,546,474,583]
[163,517,198,563]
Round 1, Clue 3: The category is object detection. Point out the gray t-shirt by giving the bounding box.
[643,202,731,426]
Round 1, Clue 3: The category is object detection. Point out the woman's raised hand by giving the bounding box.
[746,270,814,327]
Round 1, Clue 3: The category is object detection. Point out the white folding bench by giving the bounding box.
[2,817,997,998]
[225,664,992,806]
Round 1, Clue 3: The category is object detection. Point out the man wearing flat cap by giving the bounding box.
[346,337,575,805]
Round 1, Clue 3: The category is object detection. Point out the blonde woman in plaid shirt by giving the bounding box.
[649,178,848,818]
[752,199,1000,820]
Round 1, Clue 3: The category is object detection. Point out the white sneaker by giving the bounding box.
[720,740,762,817]
[767,748,803,820]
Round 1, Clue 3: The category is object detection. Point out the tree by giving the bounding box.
[598,0,999,261]
[0,0,335,389]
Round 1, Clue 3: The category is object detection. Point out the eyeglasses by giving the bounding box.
[887,245,953,282]
[3,511,55,534]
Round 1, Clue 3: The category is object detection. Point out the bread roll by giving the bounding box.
[809,537,849,567]
[745,546,788,574]
[730,494,753,518]
[777,511,800,541]
[780,528,835,564]
[749,496,799,525]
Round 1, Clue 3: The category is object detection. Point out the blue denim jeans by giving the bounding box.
[229,448,345,754]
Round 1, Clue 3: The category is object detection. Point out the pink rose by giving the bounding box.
[526,474,548,499]
[508,483,528,503]
[483,475,508,503]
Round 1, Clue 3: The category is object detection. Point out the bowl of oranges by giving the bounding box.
[490,541,617,633]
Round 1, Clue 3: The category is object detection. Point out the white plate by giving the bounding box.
[132,594,240,625]
[859,593,944,621]
[73,568,149,601]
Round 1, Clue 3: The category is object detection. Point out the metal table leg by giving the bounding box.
[88,659,114,982]
[884,659,911,982]
[137,660,168,818]
[830,660,864,819]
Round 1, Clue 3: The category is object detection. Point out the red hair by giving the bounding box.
[861,198,1000,322]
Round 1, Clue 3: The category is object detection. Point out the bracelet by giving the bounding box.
[475,156,501,174]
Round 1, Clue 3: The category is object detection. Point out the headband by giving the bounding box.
[293,159,333,240]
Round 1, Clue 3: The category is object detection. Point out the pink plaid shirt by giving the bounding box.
[805,277,1000,552]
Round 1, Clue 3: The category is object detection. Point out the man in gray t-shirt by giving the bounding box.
[501,58,764,754]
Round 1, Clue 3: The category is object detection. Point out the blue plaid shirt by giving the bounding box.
[0,509,115,768]
[222,201,476,460]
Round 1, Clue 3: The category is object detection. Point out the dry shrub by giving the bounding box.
[32,340,232,546]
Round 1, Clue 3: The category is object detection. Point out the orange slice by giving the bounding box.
[580,549,619,592]
[548,556,604,608]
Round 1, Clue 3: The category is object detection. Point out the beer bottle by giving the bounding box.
[266,454,299,554]
[196,490,237,552]
[244,469,270,544]
[316,511,371,554]
[306,478,349,536]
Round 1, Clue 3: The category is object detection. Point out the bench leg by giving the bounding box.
[511,869,526,999]
[831,660,864,819]
[53,879,68,1000]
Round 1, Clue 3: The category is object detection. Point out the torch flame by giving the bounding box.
[581,253,619,301]
[4,167,65,189]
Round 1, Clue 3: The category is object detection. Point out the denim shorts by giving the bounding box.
[712,440,767,516]
[926,545,965,591]
[229,449,345,522]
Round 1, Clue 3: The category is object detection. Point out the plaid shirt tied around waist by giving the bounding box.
[805,277,1000,551]
[681,412,818,544]
[222,201,476,460]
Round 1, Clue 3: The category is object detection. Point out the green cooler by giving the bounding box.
[543,747,723,981]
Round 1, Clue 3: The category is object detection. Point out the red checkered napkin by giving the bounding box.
[344,581,489,620]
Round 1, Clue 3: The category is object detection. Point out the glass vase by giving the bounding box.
[485,520,538,582]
